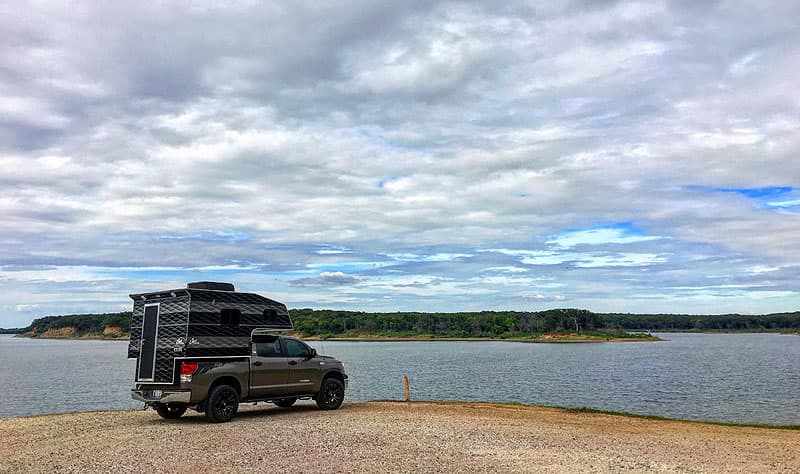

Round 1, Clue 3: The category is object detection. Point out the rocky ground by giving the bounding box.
[1,401,797,473]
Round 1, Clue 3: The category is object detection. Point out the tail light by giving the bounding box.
[180,362,198,383]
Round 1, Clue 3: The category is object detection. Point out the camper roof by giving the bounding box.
[129,283,284,307]
[187,281,235,291]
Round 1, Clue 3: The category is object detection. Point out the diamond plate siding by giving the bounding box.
[188,290,279,305]
[187,324,256,337]
[184,335,252,357]
[128,296,189,381]
[127,302,145,359]
[186,304,290,357]
[128,289,292,381]
[189,309,291,327]
[154,348,177,382]
[185,346,250,357]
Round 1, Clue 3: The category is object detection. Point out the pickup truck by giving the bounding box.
[132,333,348,422]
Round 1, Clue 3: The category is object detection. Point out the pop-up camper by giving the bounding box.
[127,282,292,384]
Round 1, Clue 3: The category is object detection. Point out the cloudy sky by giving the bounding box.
[1,1,799,327]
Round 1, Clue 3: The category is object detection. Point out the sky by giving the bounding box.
[1,1,799,327]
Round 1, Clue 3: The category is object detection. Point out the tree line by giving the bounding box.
[6,308,799,337]
[22,312,132,335]
[289,309,800,337]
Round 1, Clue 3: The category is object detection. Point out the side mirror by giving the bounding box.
[309,348,317,359]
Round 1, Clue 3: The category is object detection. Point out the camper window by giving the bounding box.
[220,308,241,326]
[263,308,278,323]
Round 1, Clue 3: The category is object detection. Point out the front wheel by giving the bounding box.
[205,384,239,423]
[315,378,345,410]
[155,403,187,419]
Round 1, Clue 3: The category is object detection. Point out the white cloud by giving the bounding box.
[748,265,781,274]
[573,253,667,268]
[481,266,528,273]
[768,199,800,208]
[386,253,472,262]
[728,51,762,77]
[1,1,799,326]
[547,227,663,248]
[523,294,566,302]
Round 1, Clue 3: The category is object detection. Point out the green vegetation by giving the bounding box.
[601,311,800,331]
[5,308,799,339]
[0,327,25,334]
[289,308,800,338]
[19,312,132,338]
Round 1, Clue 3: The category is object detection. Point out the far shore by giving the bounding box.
[12,332,130,342]
[302,334,663,343]
[12,332,663,343]
[1,400,798,472]
[11,330,799,343]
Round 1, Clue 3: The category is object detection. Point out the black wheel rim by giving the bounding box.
[324,384,342,406]
[215,390,237,417]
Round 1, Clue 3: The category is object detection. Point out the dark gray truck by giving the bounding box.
[127,282,347,422]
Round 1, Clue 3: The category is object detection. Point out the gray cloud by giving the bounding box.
[289,272,364,287]
[1,0,799,326]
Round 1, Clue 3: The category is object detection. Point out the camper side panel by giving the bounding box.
[185,290,292,357]
[128,296,190,383]
[127,302,144,359]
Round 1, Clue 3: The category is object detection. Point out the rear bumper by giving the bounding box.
[132,389,191,404]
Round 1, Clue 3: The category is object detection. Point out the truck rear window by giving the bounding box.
[253,335,281,357]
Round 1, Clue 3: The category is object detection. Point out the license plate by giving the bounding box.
[151,390,162,399]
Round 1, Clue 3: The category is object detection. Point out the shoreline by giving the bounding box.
[0,398,800,431]
[4,399,799,429]
[2,400,798,472]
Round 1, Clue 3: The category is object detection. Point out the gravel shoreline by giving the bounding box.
[1,401,798,473]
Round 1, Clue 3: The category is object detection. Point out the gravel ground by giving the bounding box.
[1,401,798,473]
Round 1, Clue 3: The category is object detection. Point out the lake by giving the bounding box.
[0,333,798,424]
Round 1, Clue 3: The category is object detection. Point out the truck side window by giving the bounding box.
[285,339,309,358]
[220,308,241,326]
[254,336,281,357]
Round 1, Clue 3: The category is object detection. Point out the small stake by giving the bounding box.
[403,375,411,402]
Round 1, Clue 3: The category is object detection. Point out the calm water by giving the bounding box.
[1,333,798,424]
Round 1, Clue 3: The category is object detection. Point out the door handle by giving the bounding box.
[288,360,297,366]
[253,361,263,366]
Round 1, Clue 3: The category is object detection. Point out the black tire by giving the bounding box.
[205,384,239,423]
[274,398,297,408]
[315,378,345,410]
[155,403,187,419]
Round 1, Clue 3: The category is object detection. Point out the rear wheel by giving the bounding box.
[316,378,345,410]
[274,398,297,408]
[205,384,239,423]
[155,403,187,419]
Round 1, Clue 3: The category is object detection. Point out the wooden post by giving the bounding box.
[403,375,411,402]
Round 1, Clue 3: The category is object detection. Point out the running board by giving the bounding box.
[244,394,317,404]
